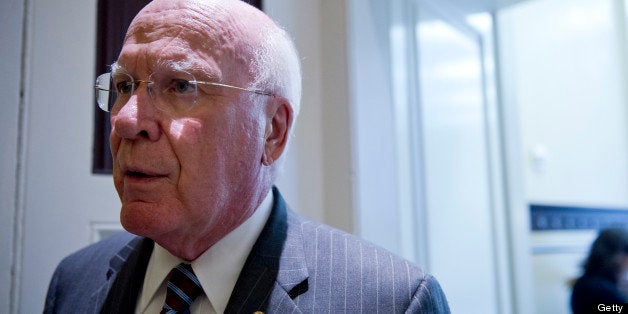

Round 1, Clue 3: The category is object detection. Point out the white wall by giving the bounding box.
[500,0,628,207]
[498,0,628,313]
[266,0,356,232]
[264,0,324,223]
[16,0,121,312]
[1,0,24,311]
[347,0,404,256]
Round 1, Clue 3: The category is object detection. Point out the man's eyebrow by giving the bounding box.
[153,59,195,73]
[154,59,220,80]
[109,60,220,81]
[110,62,127,74]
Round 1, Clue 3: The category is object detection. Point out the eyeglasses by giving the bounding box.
[94,70,274,113]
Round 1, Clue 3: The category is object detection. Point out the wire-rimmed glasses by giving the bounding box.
[94,70,274,113]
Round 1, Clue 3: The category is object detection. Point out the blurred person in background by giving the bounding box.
[571,227,628,313]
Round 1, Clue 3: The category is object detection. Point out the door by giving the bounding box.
[410,1,504,312]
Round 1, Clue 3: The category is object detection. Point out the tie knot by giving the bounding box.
[161,263,204,314]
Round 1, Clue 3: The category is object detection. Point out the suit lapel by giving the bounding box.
[98,236,154,314]
[90,187,307,313]
[225,187,309,313]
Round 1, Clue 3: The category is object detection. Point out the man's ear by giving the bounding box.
[263,97,293,166]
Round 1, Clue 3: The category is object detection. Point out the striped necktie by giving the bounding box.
[160,263,204,314]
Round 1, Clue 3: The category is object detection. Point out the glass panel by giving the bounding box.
[416,6,498,314]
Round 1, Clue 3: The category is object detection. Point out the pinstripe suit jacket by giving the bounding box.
[44,188,449,313]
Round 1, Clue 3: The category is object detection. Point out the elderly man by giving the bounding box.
[44,0,449,313]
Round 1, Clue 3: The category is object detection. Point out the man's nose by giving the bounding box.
[111,88,161,141]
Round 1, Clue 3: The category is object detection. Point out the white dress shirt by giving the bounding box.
[135,191,273,314]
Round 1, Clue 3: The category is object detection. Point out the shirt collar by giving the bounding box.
[137,190,274,313]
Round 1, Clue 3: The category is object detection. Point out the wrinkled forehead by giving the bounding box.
[116,1,256,81]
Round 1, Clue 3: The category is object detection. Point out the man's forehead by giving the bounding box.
[115,47,222,80]
[126,7,226,47]
[117,0,274,80]
[128,0,273,47]
[118,10,228,79]
[129,0,244,37]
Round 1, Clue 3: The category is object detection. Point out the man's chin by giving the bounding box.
[119,202,172,238]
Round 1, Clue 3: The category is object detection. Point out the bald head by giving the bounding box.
[124,0,302,115]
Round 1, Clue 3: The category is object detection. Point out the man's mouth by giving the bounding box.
[125,168,166,179]
[127,170,154,178]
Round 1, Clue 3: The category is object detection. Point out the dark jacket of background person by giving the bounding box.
[571,228,628,314]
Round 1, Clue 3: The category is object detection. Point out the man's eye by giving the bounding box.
[115,81,133,94]
[172,79,195,94]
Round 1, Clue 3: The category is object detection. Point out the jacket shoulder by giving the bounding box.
[44,232,139,313]
[55,232,137,278]
[286,210,449,312]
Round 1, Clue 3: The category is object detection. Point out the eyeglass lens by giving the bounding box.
[95,71,200,113]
